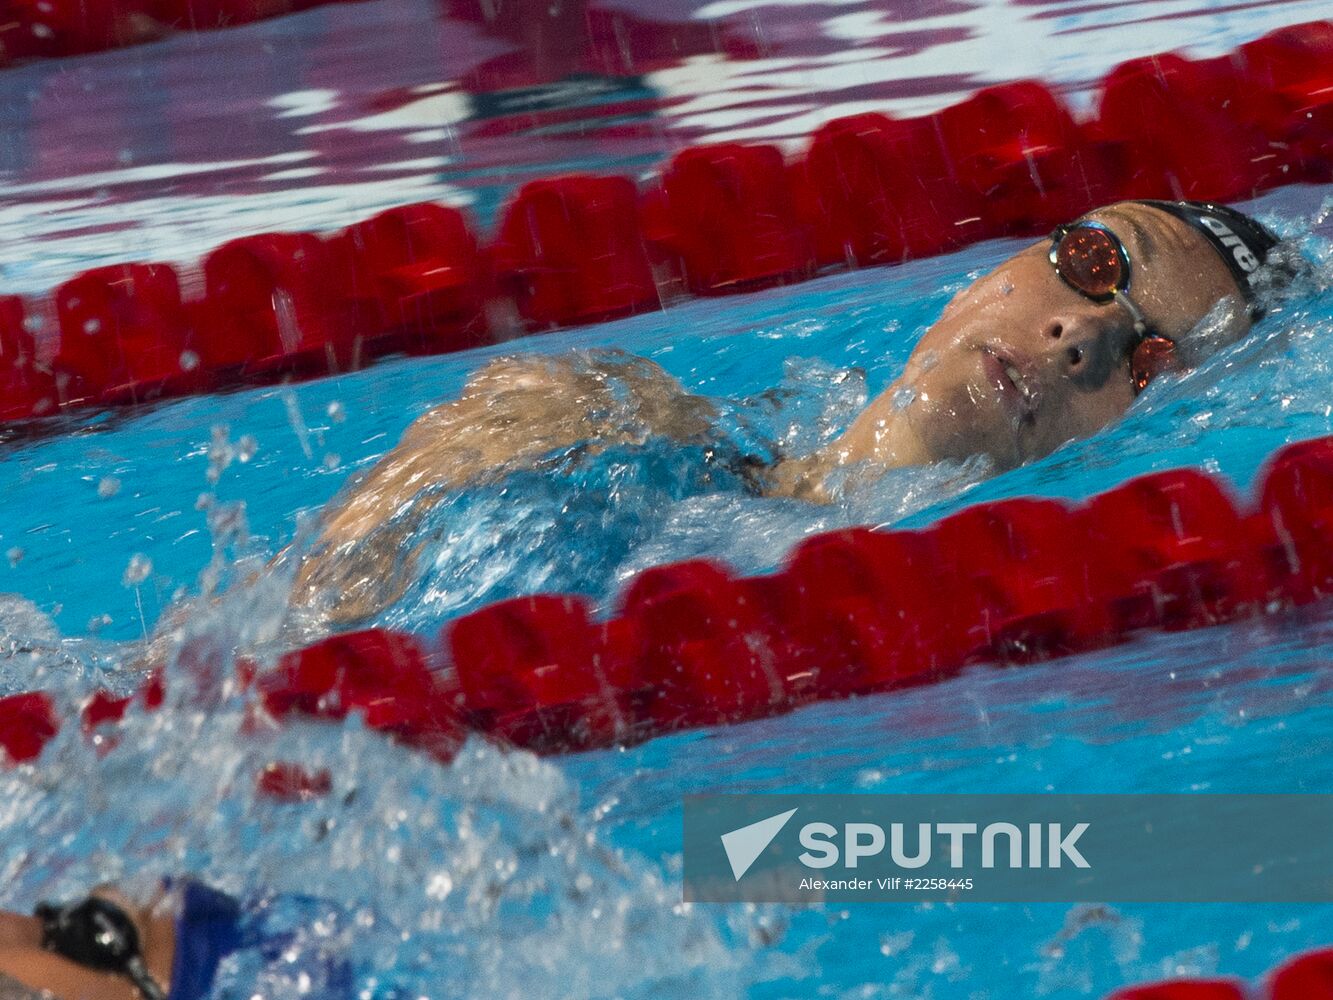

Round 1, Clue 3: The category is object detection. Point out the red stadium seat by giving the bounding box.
[492,176,659,330]
[1081,469,1263,633]
[642,144,814,294]
[52,263,203,406]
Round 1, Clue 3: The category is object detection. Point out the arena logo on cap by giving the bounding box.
[1199,215,1261,272]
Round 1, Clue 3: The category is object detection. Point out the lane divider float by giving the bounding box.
[0,21,1328,426]
[0,0,366,61]
[1,440,1333,996]
[3,432,1333,773]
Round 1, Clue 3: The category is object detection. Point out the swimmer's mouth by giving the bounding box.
[981,345,1039,417]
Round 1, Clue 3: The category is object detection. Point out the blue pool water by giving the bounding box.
[0,180,1331,998]
[3,0,1333,993]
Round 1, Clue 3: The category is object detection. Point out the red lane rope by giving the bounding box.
[2,18,1331,995]
[5,431,1333,770]
[0,0,367,61]
[0,20,1329,425]
[1109,946,1333,998]
[2,440,1333,998]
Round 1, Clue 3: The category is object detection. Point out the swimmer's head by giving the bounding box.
[881,199,1290,470]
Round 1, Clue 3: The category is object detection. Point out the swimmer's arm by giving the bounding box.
[760,383,931,501]
[311,354,715,548]
[294,354,717,623]
[0,949,141,1000]
[289,399,548,623]
[0,916,37,951]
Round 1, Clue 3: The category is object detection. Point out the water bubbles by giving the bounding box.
[284,390,315,460]
[0,202,1322,998]
[205,427,258,481]
[753,357,868,455]
[425,871,454,900]
[879,930,914,957]
[207,425,234,484]
[123,553,152,586]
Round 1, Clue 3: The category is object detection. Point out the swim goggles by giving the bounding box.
[35,896,167,1000]
[1048,220,1177,394]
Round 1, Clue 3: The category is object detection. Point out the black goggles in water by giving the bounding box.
[1048,220,1177,394]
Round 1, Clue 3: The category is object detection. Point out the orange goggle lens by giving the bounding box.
[1054,226,1127,300]
[1130,335,1176,393]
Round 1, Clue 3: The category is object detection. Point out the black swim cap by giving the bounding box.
[1134,199,1281,305]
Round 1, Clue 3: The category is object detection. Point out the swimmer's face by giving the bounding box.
[892,202,1251,469]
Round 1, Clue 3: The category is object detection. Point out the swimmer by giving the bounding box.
[0,882,348,1000]
[293,200,1297,623]
[0,885,359,1000]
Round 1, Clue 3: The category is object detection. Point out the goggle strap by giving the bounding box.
[1112,289,1149,336]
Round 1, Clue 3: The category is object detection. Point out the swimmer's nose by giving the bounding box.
[1043,316,1115,382]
